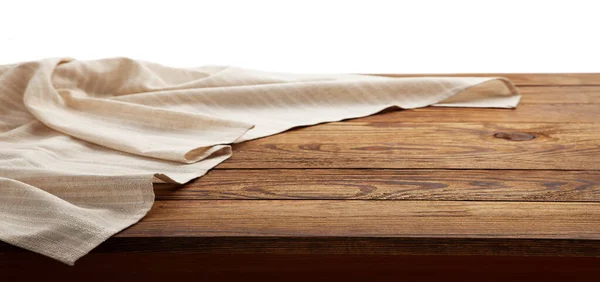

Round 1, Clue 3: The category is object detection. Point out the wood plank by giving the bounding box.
[155,169,600,202]
[221,122,600,170]
[3,237,598,257]
[373,73,600,86]
[517,86,600,104]
[119,200,600,240]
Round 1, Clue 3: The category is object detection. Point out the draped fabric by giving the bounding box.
[0,58,521,265]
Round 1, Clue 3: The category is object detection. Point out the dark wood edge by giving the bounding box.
[2,254,599,282]
[2,237,598,257]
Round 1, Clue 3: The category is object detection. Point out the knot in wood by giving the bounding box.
[493,132,536,141]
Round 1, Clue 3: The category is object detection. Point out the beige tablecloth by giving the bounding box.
[0,58,521,265]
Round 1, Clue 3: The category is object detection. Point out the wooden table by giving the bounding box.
[2,74,599,281]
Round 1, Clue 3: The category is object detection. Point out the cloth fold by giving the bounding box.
[0,58,521,265]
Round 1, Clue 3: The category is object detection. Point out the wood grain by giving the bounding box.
[155,169,600,201]
[221,122,600,170]
[517,86,600,104]
[5,74,600,277]
[373,73,600,86]
[119,200,600,239]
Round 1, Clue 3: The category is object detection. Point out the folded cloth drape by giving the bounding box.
[0,58,521,265]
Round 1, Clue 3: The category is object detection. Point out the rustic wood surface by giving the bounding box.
[222,122,599,169]
[154,169,600,201]
[2,74,600,281]
[119,200,600,239]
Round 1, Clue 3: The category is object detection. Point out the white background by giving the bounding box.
[1,0,598,73]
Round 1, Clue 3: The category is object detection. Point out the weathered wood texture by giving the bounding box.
[222,122,600,169]
[517,86,600,103]
[155,169,600,201]
[119,200,600,239]
[3,74,600,280]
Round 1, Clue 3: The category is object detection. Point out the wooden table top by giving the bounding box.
[3,73,599,281]
[132,73,600,250]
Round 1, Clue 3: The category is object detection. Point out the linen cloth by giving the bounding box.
[0,58,521,265]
